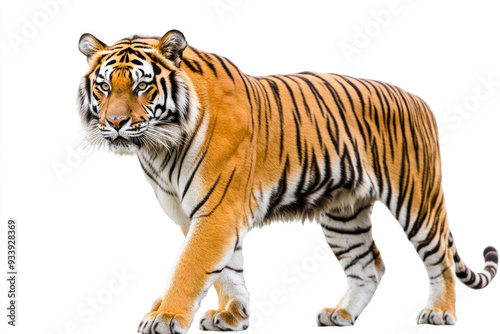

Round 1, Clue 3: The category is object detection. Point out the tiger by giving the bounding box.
[77,30,498,333]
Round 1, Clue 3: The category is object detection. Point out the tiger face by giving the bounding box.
[77,31,198,155]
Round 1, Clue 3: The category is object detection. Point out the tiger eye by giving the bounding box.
[138,82,148,90]
[100,82,110,91]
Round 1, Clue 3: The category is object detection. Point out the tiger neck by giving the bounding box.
[179,46,251,109]
[138,46,255,198]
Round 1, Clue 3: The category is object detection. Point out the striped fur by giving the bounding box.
[77,31,498,333]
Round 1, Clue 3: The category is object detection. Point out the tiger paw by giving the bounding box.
[137,311,189,334]
[317,307,355,327]
[417,308,456,325]
[199,299,249,331]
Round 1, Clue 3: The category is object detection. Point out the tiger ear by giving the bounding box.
[79,33,108,59]
[158,30,187,67]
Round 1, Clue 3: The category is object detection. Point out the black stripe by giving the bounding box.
[131,59,142,66]
[340,144,355,189]
[182,59,202,73]
[182,148,208,200]
[206,266,244,275]
[381,136,393,211]
[177,114,217,188]
[152,62,162,75]
[352,140,364,189]
[139,158,175,197]
[167,148,181,180]
[422,239,442,262]
[325,118,340,154]
[293,112,302,162]
[211,53,234,81]
[153,77,168,117]
[265,157,290,218]
[333,242,364,258]
[189,174,222,219]
[344,245,374,270]
[321,224,372,235]
[347,275,364,280]
[314,118,324,148]
[472,274,484,289]
[401,180,415,231]
[244,76,258,141]
[430,249,447,266]
[167,71,181,123]
[456,268,468,279]
[370,138,383,196]
[395,142,411,220]
[326,204,371,223]
[305,148,321,193]
[262,78,285,161]
[294,145,309,199]
[464,270,476,285]
[200,168,237,218]
[192,48,218,77]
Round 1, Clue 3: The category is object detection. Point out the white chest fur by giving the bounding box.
[138,152,191,232]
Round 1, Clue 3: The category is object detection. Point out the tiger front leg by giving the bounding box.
[199,240,250,331]
[137,215,246,334]
[317,201,385,326]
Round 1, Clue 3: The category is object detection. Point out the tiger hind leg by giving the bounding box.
[416,249,457,325]
[317,200,385,326]
[407,225,457,325]
[392,189,457,325]
[199,242,250,331]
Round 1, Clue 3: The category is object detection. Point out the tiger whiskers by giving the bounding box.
[82,119,108,151]
[141,122,187,154]
[136,131,164,155]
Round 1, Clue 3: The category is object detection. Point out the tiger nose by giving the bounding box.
[106,116,130,130]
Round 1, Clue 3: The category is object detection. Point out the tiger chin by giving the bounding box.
[77,30,498,333]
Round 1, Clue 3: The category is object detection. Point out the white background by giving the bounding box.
[1,0,499,334]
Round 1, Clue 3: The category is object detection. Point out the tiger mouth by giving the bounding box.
[109,136,137,143]
[108,136,142,148]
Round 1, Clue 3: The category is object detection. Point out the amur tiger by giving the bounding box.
[77,30,498,333]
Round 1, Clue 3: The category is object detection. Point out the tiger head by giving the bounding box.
[77,30,198,155]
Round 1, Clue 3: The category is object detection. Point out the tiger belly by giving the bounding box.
[251,156,376,227]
